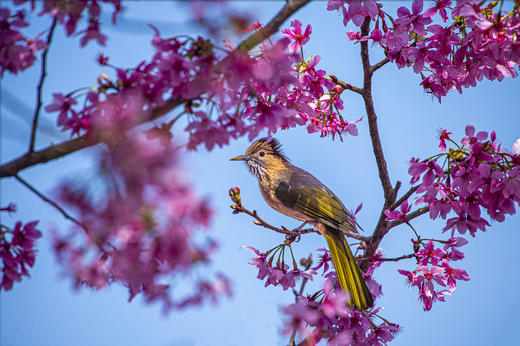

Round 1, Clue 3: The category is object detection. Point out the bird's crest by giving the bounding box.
[247,137,288,161]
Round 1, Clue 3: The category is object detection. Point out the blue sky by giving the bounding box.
[1,1,519,345]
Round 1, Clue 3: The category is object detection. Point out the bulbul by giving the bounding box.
[231,137,373,310]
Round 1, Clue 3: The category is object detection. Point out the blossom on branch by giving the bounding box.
[0,220,42,291]
[281,18,312,53]
[51,134,228,313]
[410,125,520,237]
[0,8,46,76]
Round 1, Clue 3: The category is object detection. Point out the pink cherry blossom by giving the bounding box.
[0,8,46,76]
[1,220,42,291]
[513,139,520,155]
[327,0,379,27]
[52,133,227,312]
[438,129,452,152]
[416,240,445,266]
[244,246,316,290]
[281,18,312,53]
[384,200,411,222]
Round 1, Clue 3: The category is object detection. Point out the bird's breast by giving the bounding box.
[258,180,313,222]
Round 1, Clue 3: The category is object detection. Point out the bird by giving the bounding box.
[231,137,373,310]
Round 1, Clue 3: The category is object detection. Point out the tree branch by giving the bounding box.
[357,17,396,270]
[359,18,393,204]
[236,0,312,53]
[29,18,57,153]
[1,98,184,178]
[360,253,416,263]
[231,204,319,238]
[370,57,390,73]
[328,74,363,95]
[390,185,420,210]
[388,207,429,229]
[14,174,87,232]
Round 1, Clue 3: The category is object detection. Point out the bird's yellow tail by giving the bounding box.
[323,225,374,310]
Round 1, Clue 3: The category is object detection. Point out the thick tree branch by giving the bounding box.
[29,18,57,153]
[357,17,397,270]
[1,0,311,178]
[0,98,183,178]
[359,18,393,204]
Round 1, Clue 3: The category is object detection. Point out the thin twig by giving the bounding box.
[379,253,416,262]
[231,203,370,242]
[390,185,420,210]
[388,207,429,229]
[360,253,416,262]
[370,57,390,73]
[29,17,57,153]
[328,74,363,95]
[14,174,87,232]
[231,204,319,238]
[236,0,312,52]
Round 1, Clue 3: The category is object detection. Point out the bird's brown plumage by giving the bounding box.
[231,137,374,310]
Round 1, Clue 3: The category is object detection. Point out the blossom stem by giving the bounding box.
[288,244,298,269]
[361,309,377,329]
[405,221,420,239]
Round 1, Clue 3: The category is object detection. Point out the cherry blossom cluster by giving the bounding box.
[398,238,469,311]
[19,0,121,44]
[280,19,363,139]
[410,125,520,237]
[1,1,122,76]
[281,250,399,345]
[244,246,316,290]
[51,133,230,312]
[0,206,42,291]
[243,233,399,344]
[44,17,362,147]
[329,0,520,100]
[0,7,45,76]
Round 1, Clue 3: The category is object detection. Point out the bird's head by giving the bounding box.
[230,137,289,180]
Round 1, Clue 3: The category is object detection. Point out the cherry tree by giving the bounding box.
[1,0,519,345]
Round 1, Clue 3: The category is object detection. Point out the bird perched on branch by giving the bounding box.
[231,137,373,310]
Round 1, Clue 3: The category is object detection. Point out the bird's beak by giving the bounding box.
[230,155,247,161]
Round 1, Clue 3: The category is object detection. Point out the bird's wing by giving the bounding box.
[274,177,357,235]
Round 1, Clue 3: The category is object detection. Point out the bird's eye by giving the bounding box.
[259,151,265,157]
